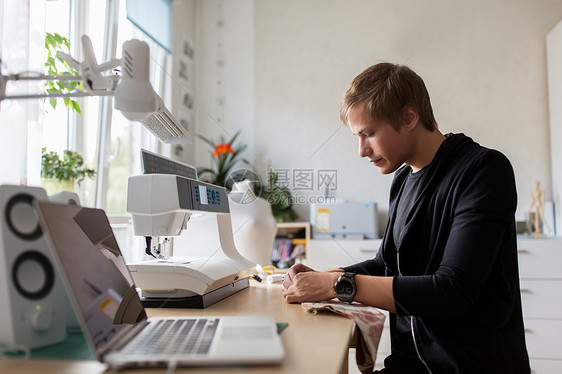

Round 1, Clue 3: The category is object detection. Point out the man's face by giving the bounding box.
[348,104,413,175]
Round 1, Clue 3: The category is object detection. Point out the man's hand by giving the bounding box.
[282,263,314,290]
[282,264,340,303]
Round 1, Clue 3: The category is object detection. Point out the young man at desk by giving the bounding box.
[282,63,530,373]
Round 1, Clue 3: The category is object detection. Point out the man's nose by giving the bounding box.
[358,139,371,158]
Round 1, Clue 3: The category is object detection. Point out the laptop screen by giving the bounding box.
[35,202,147,352]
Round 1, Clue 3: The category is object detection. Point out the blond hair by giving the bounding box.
[340,63,437,131]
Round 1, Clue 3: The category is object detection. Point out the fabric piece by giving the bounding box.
[302,301,385,374]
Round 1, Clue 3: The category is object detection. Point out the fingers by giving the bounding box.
[283,263,314,291]
[282,284,302,303]
[293,263,313,273]
[282,270,295,290]
[282,271,336,304]
[284,294,300,304]
[282,276,292,291]
[282,271,303,302]
[288,263,313,278]
[282,264,327,303]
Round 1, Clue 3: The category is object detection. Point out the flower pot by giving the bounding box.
[41,178,75,196]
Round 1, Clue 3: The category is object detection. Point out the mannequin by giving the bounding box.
[228,181,278,266]
[528,180,551,236]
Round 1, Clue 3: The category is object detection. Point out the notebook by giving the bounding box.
[34,201,285,369]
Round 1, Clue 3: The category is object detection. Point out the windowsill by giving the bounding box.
[107,214,131,225]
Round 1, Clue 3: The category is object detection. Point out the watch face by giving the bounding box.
[336,279,353,298]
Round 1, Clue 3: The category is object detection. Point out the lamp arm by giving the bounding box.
[57,51,81,72]
[97,58,121,73]
[57,51,121,76]
[2,73,83,82]
[0,73,119,101]
[2,90,114,101]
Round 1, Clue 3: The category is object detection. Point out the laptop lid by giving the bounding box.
[34,201,147,358]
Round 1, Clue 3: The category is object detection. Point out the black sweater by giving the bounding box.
[343,133,530,373]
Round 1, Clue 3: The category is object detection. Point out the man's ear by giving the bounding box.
[403,105,419,131]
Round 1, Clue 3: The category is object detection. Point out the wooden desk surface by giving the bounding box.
[0,280,355,374]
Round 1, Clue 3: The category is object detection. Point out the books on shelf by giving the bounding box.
[271,238,291,263]
[271,223,309,267]
[271,238,307,265]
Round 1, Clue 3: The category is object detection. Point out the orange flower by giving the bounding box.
[213,143,235,158]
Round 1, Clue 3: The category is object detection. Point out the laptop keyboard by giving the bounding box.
[125,318,219,355]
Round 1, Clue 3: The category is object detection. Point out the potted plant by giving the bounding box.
[40,148,95,195]
[261,170,298,223]
[197,130,251,188]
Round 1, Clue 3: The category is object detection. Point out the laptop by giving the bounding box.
[34,201,285,369]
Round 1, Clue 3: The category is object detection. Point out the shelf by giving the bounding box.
[276,221,310,237]
[272,222,310,267]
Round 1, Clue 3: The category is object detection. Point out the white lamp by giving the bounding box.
[114,39,158,120]
[0,35,191,145]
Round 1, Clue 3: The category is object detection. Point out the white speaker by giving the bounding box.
[0,185,66,350]
[48,189,81,332]
[48,190,80,206]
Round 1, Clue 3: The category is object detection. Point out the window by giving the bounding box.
[102,0,166,215]
[0,0,47,185]
[42,0,106,207]
[1,0,173,262]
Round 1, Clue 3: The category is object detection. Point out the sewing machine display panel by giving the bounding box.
[189,180,227,213]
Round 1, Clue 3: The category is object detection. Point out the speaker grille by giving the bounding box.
[12,250,55,300]
[5,194,42,240]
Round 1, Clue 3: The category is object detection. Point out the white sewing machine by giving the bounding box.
[126,157,255,308]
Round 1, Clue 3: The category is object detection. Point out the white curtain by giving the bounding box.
[0,0,46,186]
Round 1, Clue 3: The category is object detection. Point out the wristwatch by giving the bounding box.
[333,272,357,303]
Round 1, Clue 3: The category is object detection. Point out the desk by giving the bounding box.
[0,280,355,374]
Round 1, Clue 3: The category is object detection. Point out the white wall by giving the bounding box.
[171,0,197,162]
[192,0,255,170]
[253,0,562,221]
[171,0,255,171]
[185,0,562,222]
[547,20,562,234]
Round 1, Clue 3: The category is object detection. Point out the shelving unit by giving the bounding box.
[517,236,562,373]
[272,222,310,267]
[309,236,562,372]
[308,238,381,271]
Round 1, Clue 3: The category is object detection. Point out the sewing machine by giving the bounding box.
[126,168,255,308]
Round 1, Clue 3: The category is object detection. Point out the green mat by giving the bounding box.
[31,332,95,360]
[2,332,94,361]
[276,322,289,334]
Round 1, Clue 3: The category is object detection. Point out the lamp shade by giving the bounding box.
[114,39,157,120]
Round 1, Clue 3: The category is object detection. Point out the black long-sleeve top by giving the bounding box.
[343,133,530,373]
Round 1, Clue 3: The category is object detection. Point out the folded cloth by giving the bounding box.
[302,301,385,374]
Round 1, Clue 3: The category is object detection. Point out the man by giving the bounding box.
[282,63,530,373]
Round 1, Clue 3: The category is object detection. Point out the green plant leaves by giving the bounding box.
[44,32,82,115]
[41,148,95,185]
[261,171,298,222]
